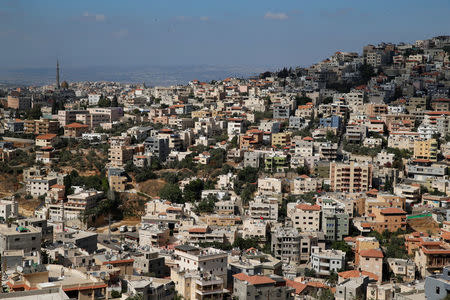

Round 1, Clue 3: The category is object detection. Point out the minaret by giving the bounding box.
[56,59,60,89]
[60,199,65,232]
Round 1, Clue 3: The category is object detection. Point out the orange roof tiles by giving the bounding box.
[380,208,406,215]
[36,133,57,140]
[441,231,450,240]
[50,184,65,189]
[65,122,88,128]
[359,249,384,258]
[306,282,329,289]
[338,270,379,281]
[232,273,276,285]
[296,204,321,211]
[189,228,208,233]
[285,280,307,294]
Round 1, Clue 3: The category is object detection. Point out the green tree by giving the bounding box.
[230,136,238,148]
[111,95,119,107]
[126,294,143,300]
[326,270,339,285]
[194,194,218,214]
[183,179,204,202]
[159,183,183,203]
[318,289,334,300]
[296,165,310,175]
[111,290,121,298]
[98,96,111,107]
[232,237,261,250]
[26,105,42,120]
[304,268,316,277]
[331,240,354,263]
[385,236,408,259]
[241,184,257,205]
[359,63,376,84]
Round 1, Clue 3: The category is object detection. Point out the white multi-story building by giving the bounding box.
[0,198,19,221]
[174,245,228,286]
[227,118,245,136]
[242,219,268,242]
[216,173,236,190]
[310,246,346,276]
[248,196,278,221]
[376,150,395,166]
[291,176,320,195]
[139,224,170,247]
[27,176,58,198]
[48,188,104,224]
[257,177,282,195]
[88,94,101,105]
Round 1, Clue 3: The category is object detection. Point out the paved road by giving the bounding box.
[97,233,123,251]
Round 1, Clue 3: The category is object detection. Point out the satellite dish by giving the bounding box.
[16,266,23,272]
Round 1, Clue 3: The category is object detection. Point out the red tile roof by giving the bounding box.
[285,280,307,294]
[306,281,329,289]
[359,249,384,258]
[65,122,88,128]
[189,227,208,233]
[36,133,57,140]
[338,270,379,281]
[296,204,321,211]
[232,273,275,285]
[380,208,406,215]
[50,184,65,189]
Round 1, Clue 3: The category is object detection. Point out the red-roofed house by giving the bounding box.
[431,98,450,111]
[367,206,407,233]
[338,270,379,282]
[35,133,58,147]
[358,249,384,283]
[232,273,294,299]
[415,241,450,277]
[64,122,89,138]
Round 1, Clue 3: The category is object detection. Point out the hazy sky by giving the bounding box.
[1,0,449,69]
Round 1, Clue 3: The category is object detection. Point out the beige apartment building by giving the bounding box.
[414,139,438,161]
[108,146,134,167]
[330,162,373,193]
[358,249,383,283]
[291,175,320,194]
[24,119,60,135]
[249,196,279,221]
[257,177,282,195]
[287,203,321,233]
[388,132,419,151]
[272,132,291,148]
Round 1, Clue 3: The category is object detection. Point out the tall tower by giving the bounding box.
[60,199,65,232]
[56,59,60,89]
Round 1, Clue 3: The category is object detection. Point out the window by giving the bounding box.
[436,287,440,294]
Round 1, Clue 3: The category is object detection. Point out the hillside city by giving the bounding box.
[0,35,450,300]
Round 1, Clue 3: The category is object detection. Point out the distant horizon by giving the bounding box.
[1,32,446,87]
[0,64,272,87]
